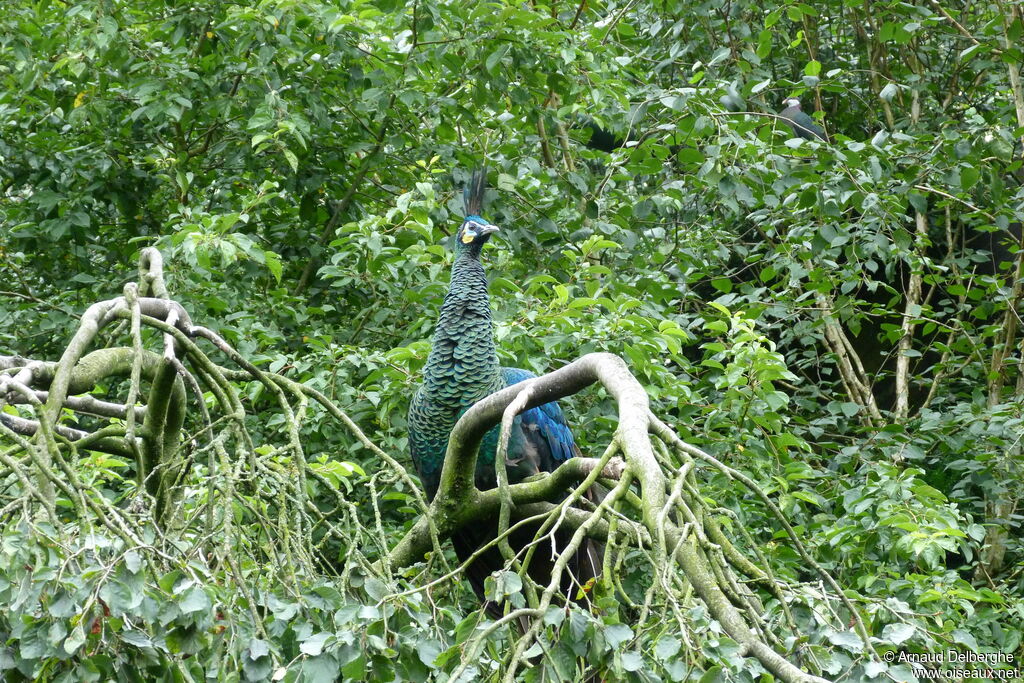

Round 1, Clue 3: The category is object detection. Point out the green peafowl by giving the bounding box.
[408,169,599,609]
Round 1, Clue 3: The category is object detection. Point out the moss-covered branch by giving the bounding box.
[388,352,843,683]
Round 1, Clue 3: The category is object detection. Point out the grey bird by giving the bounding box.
[780,98,827,141]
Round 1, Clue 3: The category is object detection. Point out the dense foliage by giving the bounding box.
[2,0,1023,680]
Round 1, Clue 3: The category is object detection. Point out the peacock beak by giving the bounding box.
[479,224,500,235]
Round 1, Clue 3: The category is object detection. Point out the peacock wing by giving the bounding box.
[501,367,581,476]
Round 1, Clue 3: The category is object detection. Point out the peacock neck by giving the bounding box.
[422,252,502,408]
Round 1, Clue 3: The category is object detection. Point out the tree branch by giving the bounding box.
[388,352,845,683]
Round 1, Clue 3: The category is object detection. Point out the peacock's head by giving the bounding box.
[453,168,499,256]
[454,215,500,254]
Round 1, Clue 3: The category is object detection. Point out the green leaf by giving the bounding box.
[283,148,299,172]
[881,623,915,645]
[708,46,731,65]
[604,623,633,649]
[265,250,283,283]
[660,95,687,111]
[621,651,643,671]
[791,492,822,506]
[879,83,898,102]
[907,193,928,214]
[675,147,705,163]
[302,655,340,683]
[48,621,67,646]
[121,630,152,648]
[249,639,271,659]
[363,577,387,600]
[655,636,681,660]
[485,46,509,74]
[952,629,979,652]
[123,550,142,574]
[826,629,865,652]
[300,632,332,656]
[544,607,566,628]
[699,666,723,683]
[329,14,357,30]
[179,586,211,614]
[495,570,522,598]
[63,624,86,655]
[416,639,441,667]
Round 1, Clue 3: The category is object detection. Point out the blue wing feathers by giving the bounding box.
[501,367,536,384]
[501,366,579,470]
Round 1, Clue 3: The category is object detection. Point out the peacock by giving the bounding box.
[407,169,598,607]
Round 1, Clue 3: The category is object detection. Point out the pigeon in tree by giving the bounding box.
[780,98,827,141]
